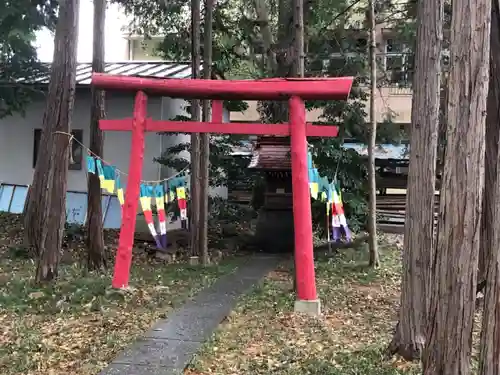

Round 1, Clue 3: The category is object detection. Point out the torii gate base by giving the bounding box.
[92,74,353,316]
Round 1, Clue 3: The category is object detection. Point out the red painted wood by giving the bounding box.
[92,73,353,101]
[289,96,317,301]
[99,119,133,130]
[111,91,147,289]
[99,119,339,137]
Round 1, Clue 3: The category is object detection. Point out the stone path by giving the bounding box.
[99,255,283,375]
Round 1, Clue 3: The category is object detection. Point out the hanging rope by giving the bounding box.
[54,131,189,183]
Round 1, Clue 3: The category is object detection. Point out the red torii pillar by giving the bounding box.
[91,74,353,315]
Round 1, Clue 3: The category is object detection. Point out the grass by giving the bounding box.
[187,234,420,375]
[0,213,241,375]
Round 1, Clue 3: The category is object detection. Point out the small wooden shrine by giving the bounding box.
[249,136,295,252]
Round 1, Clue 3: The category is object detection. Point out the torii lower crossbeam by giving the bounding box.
[93,73,353,316]
[100,119,339,137]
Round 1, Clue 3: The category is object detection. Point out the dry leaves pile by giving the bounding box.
[0,213,238,375]
[188,234,420,375]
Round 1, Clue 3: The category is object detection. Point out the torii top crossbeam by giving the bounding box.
[91,73,354,101]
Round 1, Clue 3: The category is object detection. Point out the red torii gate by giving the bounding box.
[91,73,353,314]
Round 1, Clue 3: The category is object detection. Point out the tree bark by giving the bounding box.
[199,0,214,266]
[367,0,379,268]
[258,0,295,123]
[479,1,500,373]
[479,0,500,293]
[24,0,80,282]
[387,0,443,360]
[294,0,304,77]
[86,0,107,271]
[190,0,201,258]
[254,0,277,72]
[422,0,491,372]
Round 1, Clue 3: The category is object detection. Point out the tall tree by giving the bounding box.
[86,0,107,270]
[478,1,500,373]
[367,0,379,268]
[479,0,500,294]
[199,0,214,266]
[190,0,202,260]
[294,0,304,77]
[387,0,443,360]
[24,0,80,282]
[422,0,491,372]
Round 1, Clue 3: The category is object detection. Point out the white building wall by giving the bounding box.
[0,90,187,192]
[0,90,230,198]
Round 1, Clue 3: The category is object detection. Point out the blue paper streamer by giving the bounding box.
[146,185,154,198]
[140,184,149,197]
[86,156,96,174]
[102,165,116,180]
[154,184,164,198]
[95,159,104,177]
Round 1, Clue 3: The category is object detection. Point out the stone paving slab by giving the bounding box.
[99,255,283,375]
[112,338,199,367]
[99,363,182,375]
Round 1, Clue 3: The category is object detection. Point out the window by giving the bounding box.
[33,129,84,170]
[385,39,404,53]
[355,38,367,51]
[384,39,413,86]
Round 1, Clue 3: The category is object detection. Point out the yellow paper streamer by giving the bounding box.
[140,196,151,212]
[117,189,124,206]
[176,187,186,200]
[310,183,319,199]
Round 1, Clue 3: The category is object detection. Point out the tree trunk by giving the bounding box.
[367,0,379,268]
[479,0,500,294]
[387,0,443,360]
[479,1,500,373]
[422,0,491,372]
[254,0,277,72]
[258,0,295,124]
[190,0,201,258]
[199,0,214,266]
[294,0,304,77]
[24,0,80,282]
[86,0,107,271]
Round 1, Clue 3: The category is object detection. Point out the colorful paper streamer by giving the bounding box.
[101,165,116,194]
[154,184,167,248]
[140,184,163,250]
[86,156,96,174]
[307,152,351,243]
[176,186,188,229]
[95,159,105,185]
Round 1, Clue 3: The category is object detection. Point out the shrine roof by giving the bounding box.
[248,139,410,171]
[11,61,200,86]
[248,137,291,170]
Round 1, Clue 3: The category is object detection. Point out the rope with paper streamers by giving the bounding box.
[55,131,190,250]
[54,131,189,184]
[307,152,351,243]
